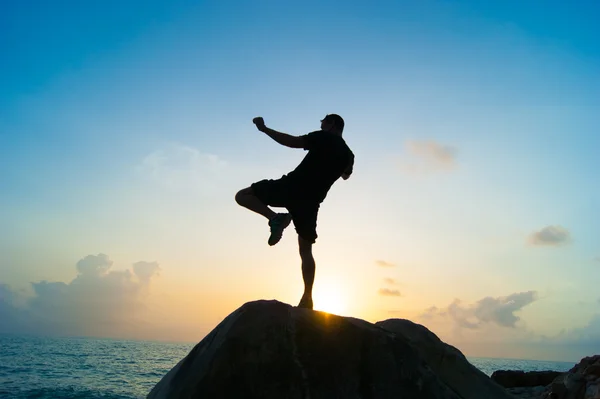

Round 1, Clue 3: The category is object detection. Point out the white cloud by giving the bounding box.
[400,139,457,174]
[528,225,571,247]
[473,292,538,328]
[419,291,538,330]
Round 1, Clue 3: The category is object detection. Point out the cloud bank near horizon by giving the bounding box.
[415,291,600,360]
[0,254,160,338]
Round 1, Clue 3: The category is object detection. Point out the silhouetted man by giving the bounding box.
[235,114,354,310]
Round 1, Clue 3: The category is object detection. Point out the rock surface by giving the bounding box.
[147,300,513,399]
[491,370,563,388]
[376,319,513,399]
[543,355,600,399]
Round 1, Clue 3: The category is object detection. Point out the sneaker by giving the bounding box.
[268,213,292,246]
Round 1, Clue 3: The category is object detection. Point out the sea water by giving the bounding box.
[0,334,576,399]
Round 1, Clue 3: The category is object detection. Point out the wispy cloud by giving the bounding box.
[419,291,538,329]
[376,260,396,268]
[420,305,444,320]
[379,288,402,297]
[594,257,600,263]
[547,313,600,348]
[400,139,457,174]
[528,225,571,247]
[383,277,399,285]
[137,142,227,191]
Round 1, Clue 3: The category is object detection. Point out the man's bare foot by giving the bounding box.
[297,295,313,310]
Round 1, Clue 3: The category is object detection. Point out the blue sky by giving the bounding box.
[1,0,599,362]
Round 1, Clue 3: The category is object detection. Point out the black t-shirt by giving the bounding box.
[282,130,354,203]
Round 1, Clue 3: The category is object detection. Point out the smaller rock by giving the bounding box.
[564,372,585,393]
[585,364,600,378]
[549,381,567,399]
[492,370,563,388]
[568,356,600,375]
[543,355,600,399]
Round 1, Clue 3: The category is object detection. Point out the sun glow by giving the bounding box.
[312,283,347,316]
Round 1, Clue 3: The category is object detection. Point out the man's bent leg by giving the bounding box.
[236,185,292,246]
[235,187,276,220]
[297,235,315,310]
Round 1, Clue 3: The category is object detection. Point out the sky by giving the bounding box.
[1,0,599,362]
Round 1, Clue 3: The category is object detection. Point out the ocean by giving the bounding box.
[0,334,576,399]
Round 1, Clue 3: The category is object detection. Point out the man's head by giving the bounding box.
[320,114,344,135]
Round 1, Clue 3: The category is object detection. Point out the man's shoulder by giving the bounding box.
[300,130,325,150]
[301,131,353,152]
[298,130,322,140]
[335,135,352,153]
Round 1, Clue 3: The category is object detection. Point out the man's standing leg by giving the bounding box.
[297,236,315,309]
[293,203,319,310]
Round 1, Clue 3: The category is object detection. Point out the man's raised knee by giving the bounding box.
[235,187,252,205]
[234,190,243,205]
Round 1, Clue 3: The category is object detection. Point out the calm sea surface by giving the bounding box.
[0,334,576,399]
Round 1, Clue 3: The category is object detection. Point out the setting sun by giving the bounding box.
[312,283,347,316]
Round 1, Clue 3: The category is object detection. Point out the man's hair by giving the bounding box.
[324,114,344,132]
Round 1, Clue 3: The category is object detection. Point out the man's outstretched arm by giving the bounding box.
[253,117,304,149]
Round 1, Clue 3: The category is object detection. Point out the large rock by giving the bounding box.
[491,370,564,388]
[376,319,513,399]
[147,300,513,399]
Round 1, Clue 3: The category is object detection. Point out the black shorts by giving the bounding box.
[250,178,320,243]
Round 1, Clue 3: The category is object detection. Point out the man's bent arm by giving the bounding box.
[261,127,304,148]
[342,153,354,180]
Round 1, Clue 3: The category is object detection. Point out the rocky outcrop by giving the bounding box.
[377,319,514,399]
[491,370,563,388]
[498,355,600,399]
[544,355,600,399]
[147,300,513,399]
